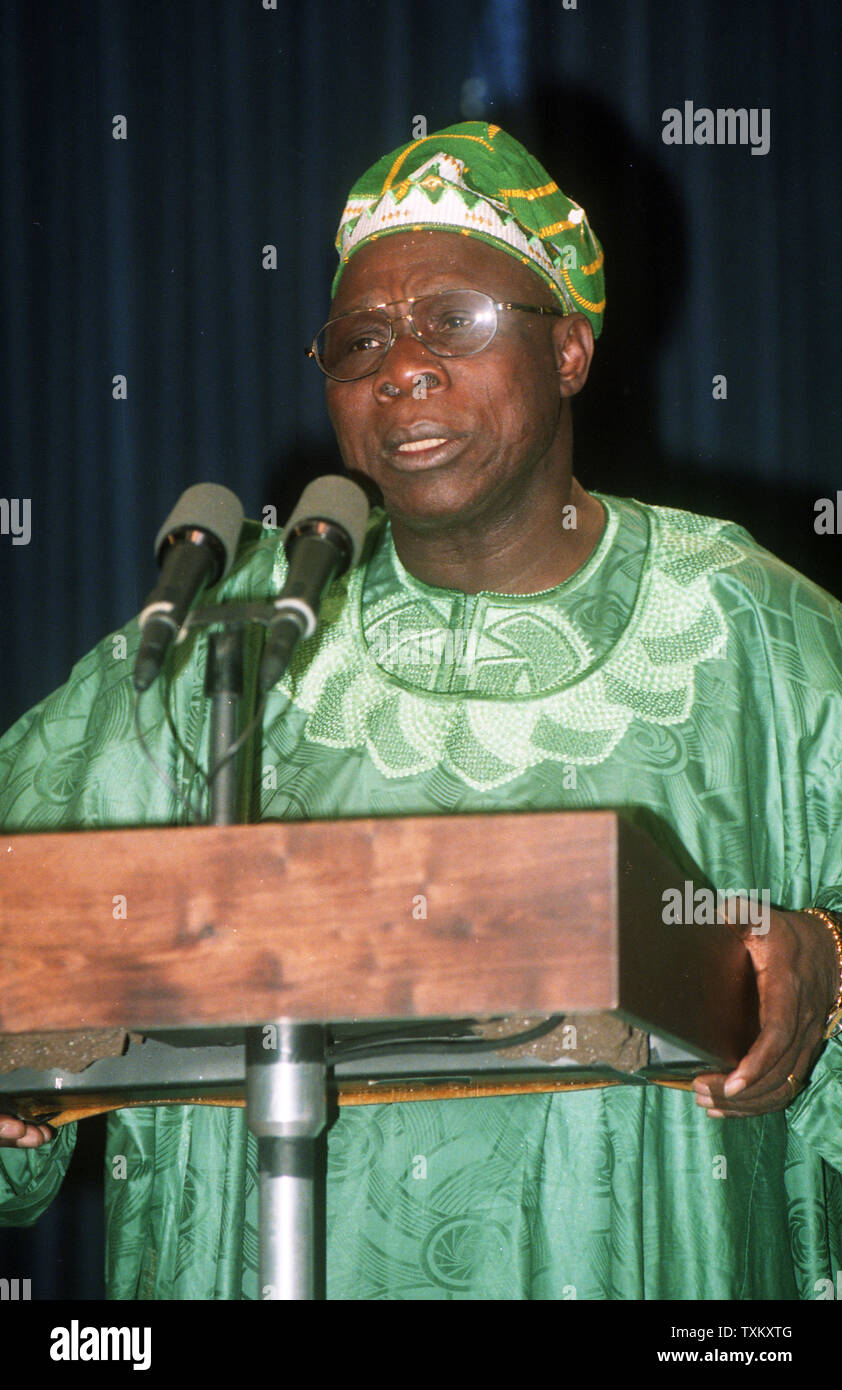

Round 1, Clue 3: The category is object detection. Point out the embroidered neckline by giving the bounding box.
[269,496,745,789]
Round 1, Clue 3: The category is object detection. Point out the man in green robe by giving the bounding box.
[2,122,842,1300]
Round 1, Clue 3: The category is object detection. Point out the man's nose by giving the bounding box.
[373,322,448,398]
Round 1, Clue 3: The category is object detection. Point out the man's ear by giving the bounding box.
[552,314,595,398]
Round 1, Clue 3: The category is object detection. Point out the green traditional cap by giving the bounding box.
[332,121,605,337]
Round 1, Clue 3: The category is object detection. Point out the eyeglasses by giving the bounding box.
[306,288,567,381]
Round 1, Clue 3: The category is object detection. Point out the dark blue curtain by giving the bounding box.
[1,0,839,1298]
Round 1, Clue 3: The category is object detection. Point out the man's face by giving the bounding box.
[324,230,592,532]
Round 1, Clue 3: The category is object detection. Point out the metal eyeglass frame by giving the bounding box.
[305,289,568,381]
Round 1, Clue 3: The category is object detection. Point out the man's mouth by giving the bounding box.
[384,425,468,468]
[395,437,450,454]
[385,430,468,471]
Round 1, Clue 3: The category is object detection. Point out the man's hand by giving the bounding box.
[693,908,841,1118]
[0,1114,55,1147]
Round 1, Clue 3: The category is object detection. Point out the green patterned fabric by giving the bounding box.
[332,122,606,336]
[274,499,743,788]
[2,494,842,1299]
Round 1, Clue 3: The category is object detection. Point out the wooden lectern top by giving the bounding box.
[0,811,758,1067]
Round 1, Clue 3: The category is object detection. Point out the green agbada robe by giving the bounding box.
[2,493,842,1300]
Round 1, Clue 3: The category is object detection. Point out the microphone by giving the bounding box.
[133,483,245,692]
[258,475,370,693]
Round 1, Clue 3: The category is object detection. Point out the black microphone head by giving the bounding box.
[282,475,370,567]
[154,484,245,581]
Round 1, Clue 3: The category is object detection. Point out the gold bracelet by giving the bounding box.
[803,907,842,1038]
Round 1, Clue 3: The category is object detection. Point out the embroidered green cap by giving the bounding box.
[332,121,605,337]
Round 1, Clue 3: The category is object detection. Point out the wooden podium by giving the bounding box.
[0,810,757,1055]
[0,810,759,1299]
